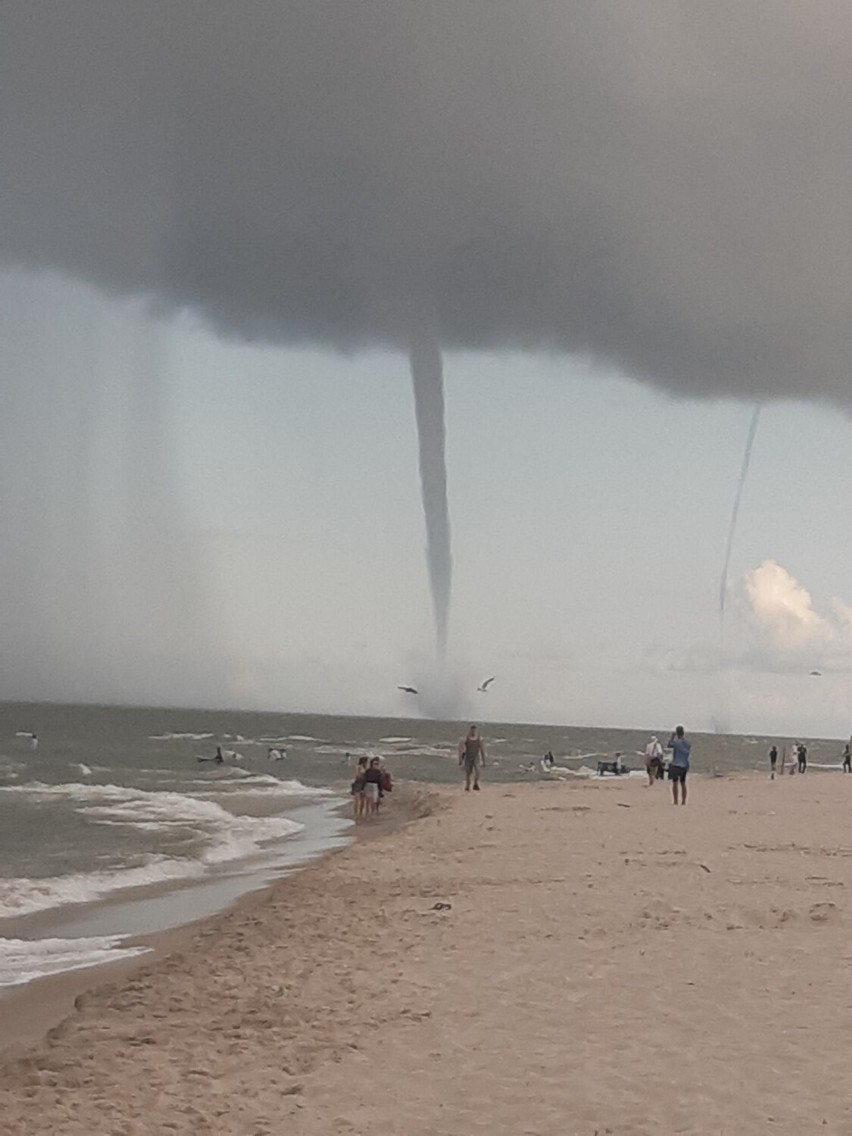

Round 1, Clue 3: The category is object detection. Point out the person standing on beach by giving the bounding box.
[666,726,691,805]
[843,742,852,773]
[769,744,778,779]
[351,757,368,819]
[644,735,664,786]
[361,757,385,818]
[797,743,808,774]
[459,725,486,791]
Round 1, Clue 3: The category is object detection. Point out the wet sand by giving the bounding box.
[1,773,850,1134]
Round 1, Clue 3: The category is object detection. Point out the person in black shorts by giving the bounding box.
[797,744,807,774]
[666,726,691,805]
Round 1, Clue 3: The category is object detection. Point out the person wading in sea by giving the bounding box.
[459,724,486,791]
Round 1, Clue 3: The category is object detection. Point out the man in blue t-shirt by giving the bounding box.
[666,725,691,805]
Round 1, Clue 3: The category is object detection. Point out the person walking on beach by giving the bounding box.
[361,757,385,818]
[843,742,851,773]
[459,725,486,791]
[644,735,664,785]
[769,744,778,779]
[666,726,691,805]
[797,743,807,774]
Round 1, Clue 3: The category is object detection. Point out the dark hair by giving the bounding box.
[675,725,684,738]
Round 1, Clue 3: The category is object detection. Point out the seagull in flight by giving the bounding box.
[477,676,496,693]
[397,685,418,694]
[810,670,822,677]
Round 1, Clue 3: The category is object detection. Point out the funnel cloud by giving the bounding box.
[409,335,452,661]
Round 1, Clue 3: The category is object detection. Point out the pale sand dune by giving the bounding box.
[1,774,851,1134]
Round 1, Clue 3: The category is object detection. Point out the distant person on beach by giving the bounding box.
[666,726,691,805]
[215,746,224,765]
[351,757,368,819]
[769,745,778,779]
[797,743,807,774]
[644,735,664,785]
[361,757,384,817]
[459,725,486,791]
[543,751,555,770]
[843,743,851,773]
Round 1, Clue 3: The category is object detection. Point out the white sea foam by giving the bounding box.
[286,735,319,742]
[379,736,412,744]
[199,778,332,800]
[0,935,150,988]
[0,781,308,917]
[0,857,207,918]
[316,742,450,759]
[149,732,214,741]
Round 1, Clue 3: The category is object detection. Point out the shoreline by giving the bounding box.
[2,772,851,1133]
[0,784,425,1057]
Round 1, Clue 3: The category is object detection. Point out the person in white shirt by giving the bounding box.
[644,735,663,786]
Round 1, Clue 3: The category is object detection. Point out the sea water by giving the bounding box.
[0,702,843,990]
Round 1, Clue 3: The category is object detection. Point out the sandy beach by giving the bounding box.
[0,772,850,1134]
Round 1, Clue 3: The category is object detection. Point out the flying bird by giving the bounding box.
[477,676,496,693]
[810,670,822,677]
[397,685,418,695]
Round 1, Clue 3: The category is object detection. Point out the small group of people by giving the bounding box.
[768,742,807,777]
[350,756,393,819]
[644,727,691,804]
[769,739,852,776]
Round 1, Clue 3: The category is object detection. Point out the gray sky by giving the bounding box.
[3,4,852,735]
[5,1,852,402]
[2,273,851,737]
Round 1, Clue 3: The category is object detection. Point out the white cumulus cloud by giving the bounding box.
[744,560,835,652]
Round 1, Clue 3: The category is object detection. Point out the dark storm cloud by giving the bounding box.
[3,1,852,401]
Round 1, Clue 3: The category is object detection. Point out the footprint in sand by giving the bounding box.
[809,901,838,923]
